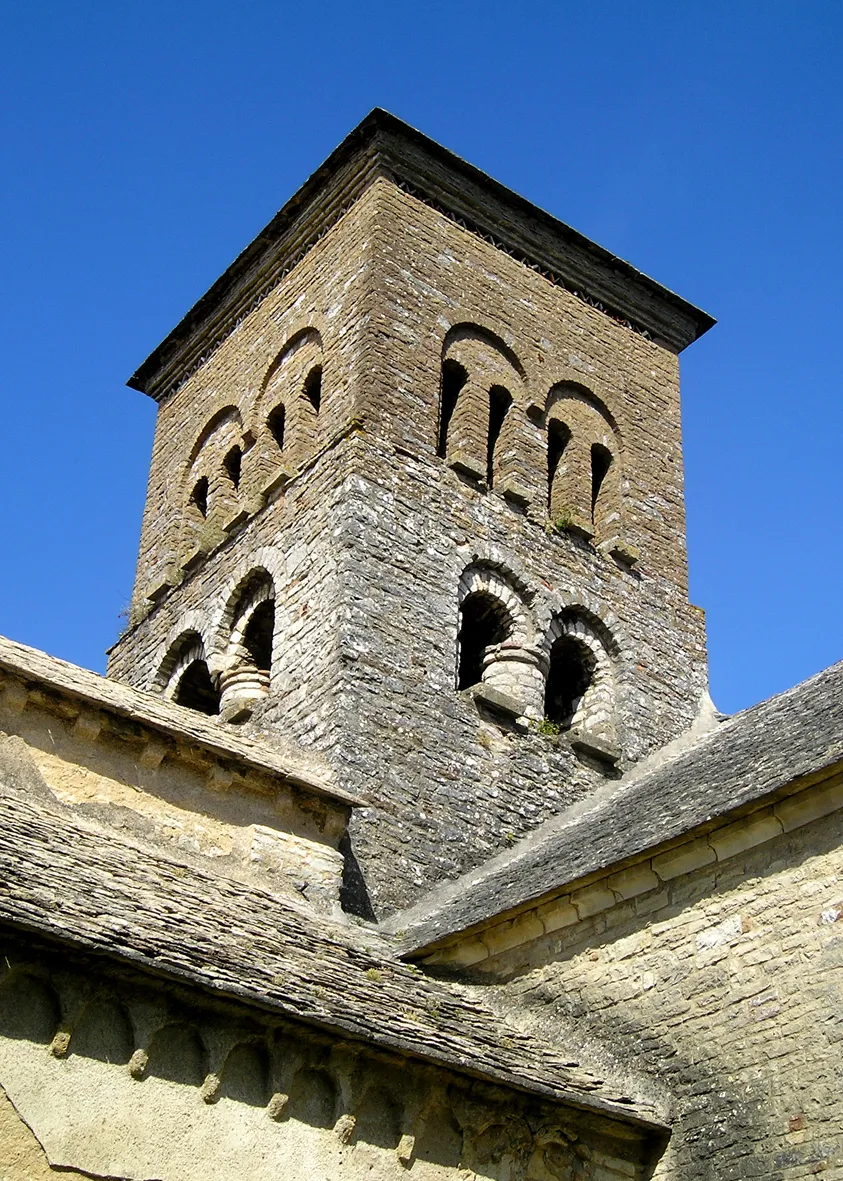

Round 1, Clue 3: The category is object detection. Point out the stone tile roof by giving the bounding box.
[0,762,663,1133]
[130,110,714,401]
[0,633,354,806]
[386,661,843,954]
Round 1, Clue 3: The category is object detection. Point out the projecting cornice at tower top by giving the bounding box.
[128,108,716,402]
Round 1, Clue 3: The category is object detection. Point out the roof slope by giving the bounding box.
[0,633,351,805]
[386,659,843,955]
[0,754,662,1132]
[130,109,714,400]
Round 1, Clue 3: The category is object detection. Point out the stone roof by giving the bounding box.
[0,749,663,1134]
[386,660,843,955]
[129,109,714,401]
[0,633,354,807]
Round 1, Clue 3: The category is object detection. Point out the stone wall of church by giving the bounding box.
[0,935,658,1181]
[323,180,707,912]
[109,176,708,916]
[462,798,843,1180]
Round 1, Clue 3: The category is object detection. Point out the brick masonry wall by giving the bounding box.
[109,177,708,916]
[471,808,843,1180]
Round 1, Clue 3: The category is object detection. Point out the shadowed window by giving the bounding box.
[591,443,612,528]
[544,635,595,727]
[487,385,512,487]
[267,404,286,451]
[223,446,242,489]
[174,660,220,715]
[547,420,571,514]
[242,600,274,672]
[458,591,512,690]
[190,477,209,519]
[437,359,467,458]
[304,365,322,413]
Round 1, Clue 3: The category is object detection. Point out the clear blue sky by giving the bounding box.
[2,1,841,715]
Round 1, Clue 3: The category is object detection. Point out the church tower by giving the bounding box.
[108,110,714,917]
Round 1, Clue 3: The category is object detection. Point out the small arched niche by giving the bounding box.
[158,632,221,717]
[261,329,324,482]
[456,564,544,718]
[439,326,525,495]
[182,407,245,554]
[542,611,619,760]
[545,385,622,544]
[0,972,60,1044]
[217,570,276,716]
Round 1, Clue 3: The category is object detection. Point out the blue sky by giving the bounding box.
[1,1,841,714]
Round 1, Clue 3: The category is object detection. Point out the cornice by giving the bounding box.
[129,109,715,403]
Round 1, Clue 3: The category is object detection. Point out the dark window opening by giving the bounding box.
[486,385,512,487]
[190,477,209,519]
[223,446,242,489]
[591,444,613,521]
[437,360,467,458]
[458,591,512,690]
[242,599,275,671]
[174,660,220,715]
[544,636,596,728]
[267,404,286,451]
[304,366,322,413]
[547,420,571,510]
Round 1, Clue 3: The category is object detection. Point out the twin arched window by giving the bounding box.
[262,330,323,477]
[436,335,624,547]
[546,386,620,544]
[437,328,524,495]
[157,571,276,718]
[456,567,618,758]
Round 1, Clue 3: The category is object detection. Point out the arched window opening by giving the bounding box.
[437,360,467,458]
[223,446,242,490]
[304,365,322,413]
[267,404,286,451]
[190,477,209,519]
[547,420,571,513]
[591,444,612,524]
[486,385,512,488]
[544,636,596,728]
[458,591,512,690]
[242,599,274,672]
[174,660,220,716]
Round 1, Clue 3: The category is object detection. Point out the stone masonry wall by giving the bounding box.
[107,190,379,760]
[0,933,658,1181]
[467,807,843,1180]
[328,180,707,912]
[108,176,708,917]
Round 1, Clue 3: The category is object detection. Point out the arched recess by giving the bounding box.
[456,564,544,717]
[216,569,276,714]
[260,328,324,482]
[0,971,60,1044]
[439,325,525,494]
[181,406,246,557]
[541,609,618,753]
[545,384,622,543]
[157,631,220,716]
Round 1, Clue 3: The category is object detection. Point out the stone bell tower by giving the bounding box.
[108,110,714,917]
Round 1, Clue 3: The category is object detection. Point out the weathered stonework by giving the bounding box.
[0,934,661,1181]
[440,803,843,1181]
[108,113,711,916]
[15,107,843,1181]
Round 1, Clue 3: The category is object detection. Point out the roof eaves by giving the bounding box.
[128,109,714,401]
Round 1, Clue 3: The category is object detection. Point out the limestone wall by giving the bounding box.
[462,804,843,1179]
[0,934,658,1181]
[108,173,708,915]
